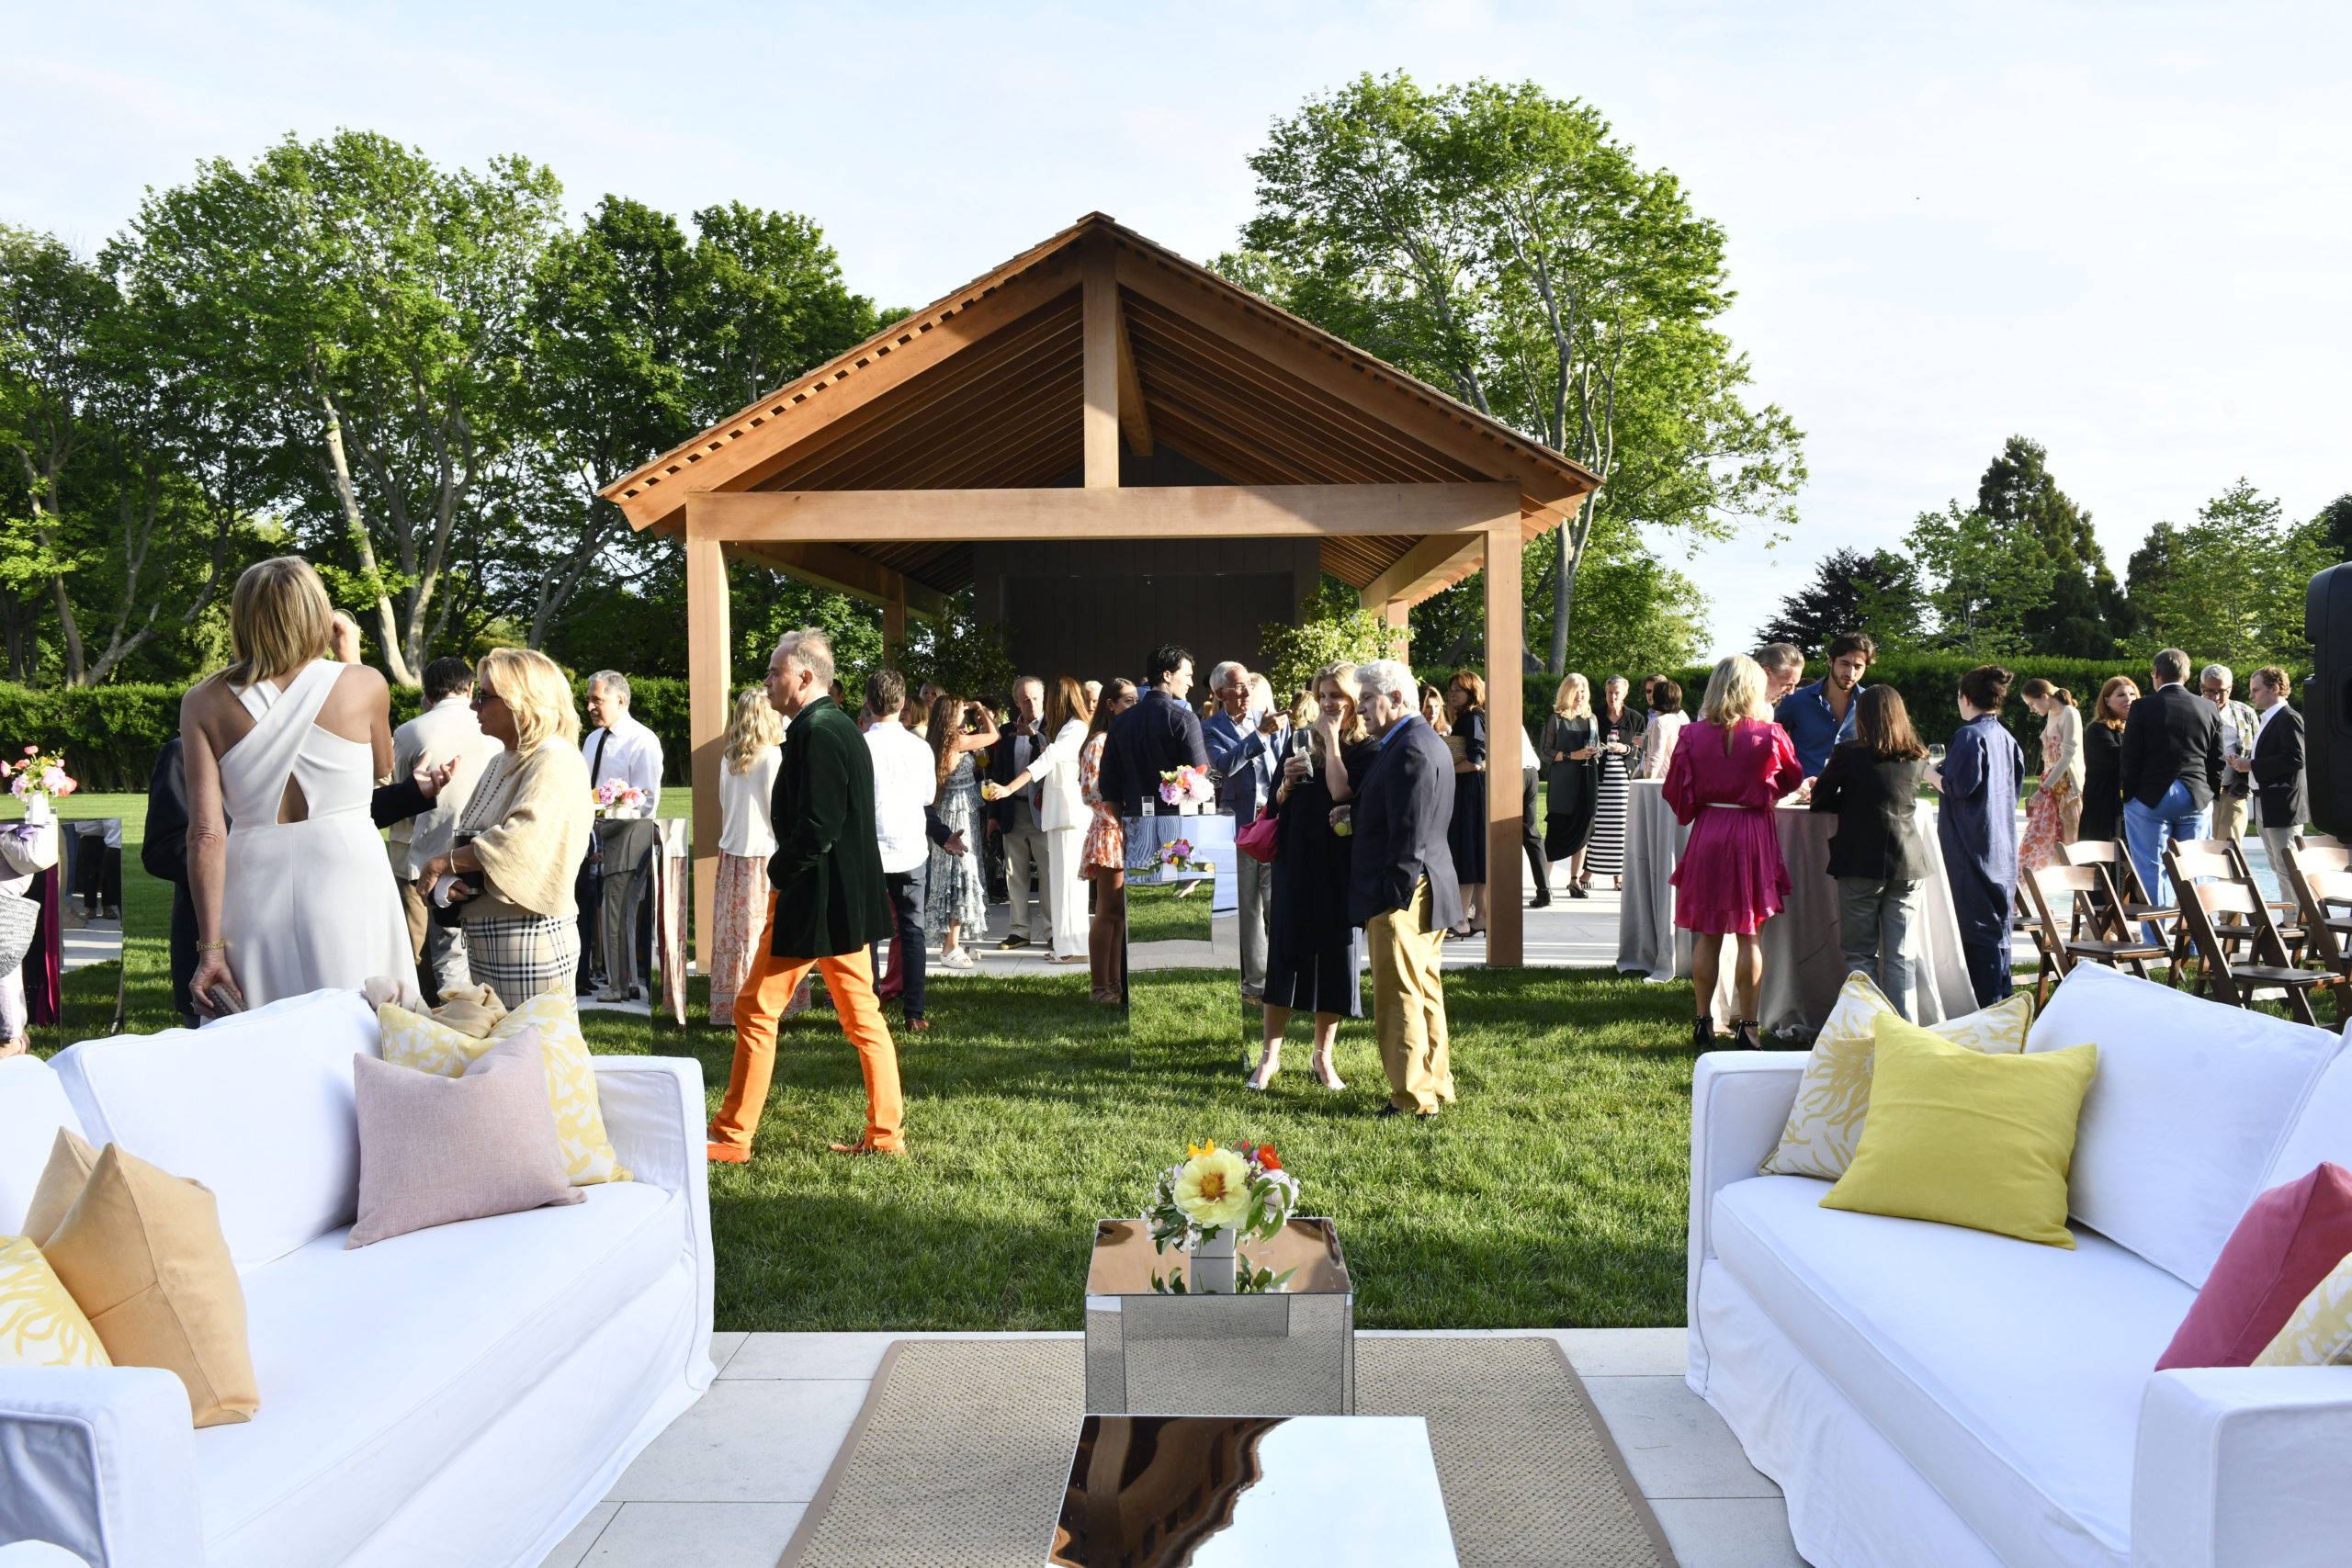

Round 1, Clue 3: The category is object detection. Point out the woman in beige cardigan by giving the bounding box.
[420,648,595,1007]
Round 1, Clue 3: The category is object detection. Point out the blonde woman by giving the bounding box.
[183,556,410,1010]
[711,687,786,1022]
[1661,654,1804,1050]
[1251,660,1376,1091]
[989,675,1096,961]
[1538,675,1599,895]
[421,649,595,1007]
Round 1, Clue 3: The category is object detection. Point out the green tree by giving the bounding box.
[1904,503,2052,659]
[1975,436,2120,656]
[1258,578,1406,699]
[2125,480,2329,666]
[1754,547,1928,654]
[1223,73,1804,673]
[2313,493,2352,563]
[1406,512,1705,677]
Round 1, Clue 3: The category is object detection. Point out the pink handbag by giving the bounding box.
[1236,801,1282,863]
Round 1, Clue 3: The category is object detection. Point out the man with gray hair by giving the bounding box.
[581,668,666,1001]
[1346,659,1462,1119]
[2199,663,2259,842]
[2120,647,2222,914]
[1204,660,1284,998]
[987,675,1052,949]
[1755,643,1805,707]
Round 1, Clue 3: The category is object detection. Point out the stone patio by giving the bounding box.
[537,1328,1805,1568]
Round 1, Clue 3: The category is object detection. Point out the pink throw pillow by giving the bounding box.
[2156,1162,2352,1370]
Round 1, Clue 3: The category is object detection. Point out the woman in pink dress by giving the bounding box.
[1663,654,1804,1051]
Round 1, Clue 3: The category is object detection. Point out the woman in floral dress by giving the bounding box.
[2018,679,2084,872]
[923,692,999,967]
[1079,680,1136,1002]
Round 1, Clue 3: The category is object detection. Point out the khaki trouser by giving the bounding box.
[710,893,904,1154]
[1001,807,1050,940]
[2212,791,2248,844]
[1366,877,1454,1113]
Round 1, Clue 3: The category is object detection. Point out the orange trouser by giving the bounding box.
[709,894,904,1152]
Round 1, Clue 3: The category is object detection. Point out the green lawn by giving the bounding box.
[31,793,1701,1334]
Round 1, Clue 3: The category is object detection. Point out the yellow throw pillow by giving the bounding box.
[22,1127,98,1247]
[2253,1251,2352,1367]
[42,1144,259,1426]
[0,1235,110,1369]
[378,994,628,1185]
[1820,1013,2097,1248]
[1763,974,2032,1179]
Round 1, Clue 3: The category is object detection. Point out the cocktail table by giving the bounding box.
[1047,1414,1459,1567]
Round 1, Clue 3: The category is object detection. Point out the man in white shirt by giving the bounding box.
[865,670,957,1031]
[581,671,667,1001]
[390,656,506,996]
[988,676,1052,950]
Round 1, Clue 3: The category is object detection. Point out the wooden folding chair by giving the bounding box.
[2299,831,2344,853]
[2212,836,2305,951]
[2060,838,2177,958]
[2165,840,2260,987]
[2284,850,2352,973]
[2014,885,2061,1008]
[2174,879,2336,1027]
[2024,863,2169,984]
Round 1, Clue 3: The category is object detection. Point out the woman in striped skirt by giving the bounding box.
[1583,675,1643,888]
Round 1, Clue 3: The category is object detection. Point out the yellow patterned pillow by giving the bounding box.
[377,994,629,1185]
[1762,973,2033,1179]
[0,1235,110,1369]
[2253,1251,2352,1367]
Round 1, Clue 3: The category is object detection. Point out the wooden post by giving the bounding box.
[1082,238,1119,488]
[684,514,731,980]
[882,594,906,654]
[1484,523,1524,967]
[1385,599,1411,662]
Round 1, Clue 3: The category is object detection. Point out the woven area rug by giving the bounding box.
[775,1337,1676,1568]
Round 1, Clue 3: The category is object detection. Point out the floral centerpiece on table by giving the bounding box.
[3,747,76,824]
[1158,764,1214,808]
[1149,836,1212,877]
[1145,1139,1301,1294]
[594,777,650,818]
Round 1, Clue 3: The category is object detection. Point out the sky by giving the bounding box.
[8,0,2347,657]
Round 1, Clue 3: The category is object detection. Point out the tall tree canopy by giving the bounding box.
[1220,73,1804,674]
[1975,435,2124,656]
[1754,547,1927,655]
[2125,480,2329,667]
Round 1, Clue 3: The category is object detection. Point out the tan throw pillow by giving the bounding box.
[348,1026,584,1250]
[41,1144,260,1427]
[1763,973,2034,1180]
[22,1127,98,1247]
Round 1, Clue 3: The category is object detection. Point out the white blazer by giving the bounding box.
[1025,718,1091,832]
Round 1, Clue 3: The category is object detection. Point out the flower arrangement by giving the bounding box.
[3,747,76,820]
[1158,764,1214,807]
[594,777,649,816]
[1145,1139,1301,1294]
[1151,836,1212,876]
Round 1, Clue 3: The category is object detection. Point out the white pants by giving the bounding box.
[1002,814,1050,939]
[1046,828,1087,959]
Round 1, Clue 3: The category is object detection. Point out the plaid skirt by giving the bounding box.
[466,914,582,1010]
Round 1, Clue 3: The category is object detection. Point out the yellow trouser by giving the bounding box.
[1366,878,1453,1113]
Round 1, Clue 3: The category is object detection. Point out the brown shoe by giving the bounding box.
[903,1017,932,1032]
[829,1137,907,1156]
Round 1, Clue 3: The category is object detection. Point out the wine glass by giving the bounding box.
[1928,744,1947,766]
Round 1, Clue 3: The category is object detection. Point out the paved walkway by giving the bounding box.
[539,1328,1804,1568]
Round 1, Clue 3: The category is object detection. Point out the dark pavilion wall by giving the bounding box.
[970,446,1321,691]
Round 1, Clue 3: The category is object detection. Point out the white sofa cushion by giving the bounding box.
[195,1179,682,1568]
[49,988,380,1272]
[2027,963,2339,1288]
[0,1056,84,1235]
[1713,1174,2193,1568]
[2266,1044,2352,1190]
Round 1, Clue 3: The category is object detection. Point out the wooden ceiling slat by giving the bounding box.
[828,351,1081,491]
[1135,349,1438,486]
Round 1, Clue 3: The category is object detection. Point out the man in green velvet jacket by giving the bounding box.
[710,629,905,1159]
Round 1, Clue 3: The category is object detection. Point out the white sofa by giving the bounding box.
[0,988,716,1568]
[1687,962,2352,1568]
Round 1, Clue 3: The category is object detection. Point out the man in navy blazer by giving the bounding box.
[2119,646,2223,908]
[1347,659,1462,1118]
[1098,644,1210,818]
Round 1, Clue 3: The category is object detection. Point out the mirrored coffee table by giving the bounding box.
[1084,1217,1354,1415]
[1047,1414,1458,1567]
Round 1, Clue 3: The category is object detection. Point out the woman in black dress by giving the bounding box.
[1443,672,1489,938]
[2077,675,2137,845]
[1539,675,1600,895]
[1250,660,1378,1091]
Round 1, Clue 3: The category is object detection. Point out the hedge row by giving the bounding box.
[0,676,695,794]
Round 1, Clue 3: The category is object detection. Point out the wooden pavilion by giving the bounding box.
[600,213,1599,967]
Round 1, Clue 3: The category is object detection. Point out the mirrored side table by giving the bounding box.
[1083,1217,1354,1415]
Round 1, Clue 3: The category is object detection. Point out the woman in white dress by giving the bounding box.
[712,687,784,1022]
[184,557,411,1012]
[987,675,1095,962]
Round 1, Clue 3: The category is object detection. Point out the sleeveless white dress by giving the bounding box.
[220,660,410,1007]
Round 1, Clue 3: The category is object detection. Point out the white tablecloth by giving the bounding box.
[1615,779,1978,1032]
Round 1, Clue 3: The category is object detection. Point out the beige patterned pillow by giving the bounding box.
[0,1235,109,1369]
[1762,973,2033,1179]
[377,993,629,1185]
[2254,1250,2352,1366]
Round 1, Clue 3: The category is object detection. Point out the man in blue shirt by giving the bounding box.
[1774,633,1875,778]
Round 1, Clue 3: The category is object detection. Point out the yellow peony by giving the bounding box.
[1174,1147,1252,1231]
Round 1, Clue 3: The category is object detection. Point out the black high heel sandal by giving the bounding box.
[1732,1020,1765,1051]
[1692,1015,1715,1050]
